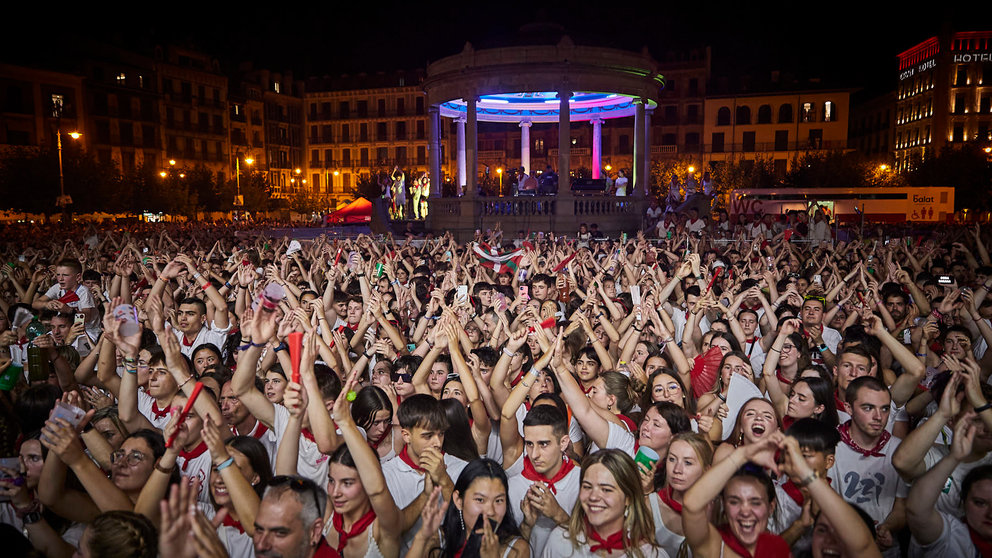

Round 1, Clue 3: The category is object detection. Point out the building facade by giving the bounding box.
[850,91,895,163]
[701,90,851,176]
[895,30,992,171]
[0,63,86,155]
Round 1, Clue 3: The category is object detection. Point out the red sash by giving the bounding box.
[332,507,376,555]
[838,421,890,458]
[178,441,208,472]
[658,485,683,514]
[521,455,575,495]
[717,525,791,558]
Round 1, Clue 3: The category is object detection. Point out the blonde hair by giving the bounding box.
[566,449,657,558]
[667,432,714,471]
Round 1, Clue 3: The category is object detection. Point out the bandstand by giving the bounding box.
[423,35,665,240]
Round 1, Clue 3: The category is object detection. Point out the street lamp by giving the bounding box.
[497,167,503,196]
[235,153,253,209]
[159,171,167,178]
[879,164,889,172]
[687,166,695,174]
[56,129,81,210]
[169,159,176,166]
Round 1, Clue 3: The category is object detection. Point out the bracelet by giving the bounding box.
[214,457,236,471]
[769,347,781,353]
[125,365,138,374]
[817,344,828,353]
[155,459,175,474]
[250,340,267,348]
[192,272,202,280]
[796,470,819,488]
[200,282,211,291]
[633,326,643,332]
[224,281,233,290]
[123,356,137,364]
[178,376,194,390]
[502,347,516,358]
[273,341,289,353]
[362,351,373,359]
[976,402,992,414]
[915,352,927,357]
[238,342,253,351]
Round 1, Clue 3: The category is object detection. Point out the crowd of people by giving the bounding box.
[0,210,989,558]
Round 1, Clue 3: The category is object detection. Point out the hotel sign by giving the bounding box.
[900,58,937,80]
[953,51,992,63]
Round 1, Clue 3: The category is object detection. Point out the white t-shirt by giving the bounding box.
[169,321,232,359]
[586,421,636,457]
[382,450,467,553]
[44,283,99,337]
[670,307,710,345]
[648,492,686,558]
[923,443,992,518]
[541,526,669,558]
[271,404,329,487]
[827,434,909,526]
[136,389,173,431]
[176,441,213,505]
[908,510,978,558]
[507,460,581,557]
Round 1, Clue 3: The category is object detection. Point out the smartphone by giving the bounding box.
[74,313,85,326]
[813,274,822,285]
[938,275,953,285]
[44,402,86,442]
[496,293,507,312]
[456,285,468,303]
[0,457,18,502]
[630,285,642,307]
[519,285,530,302]
[518,269,528,281]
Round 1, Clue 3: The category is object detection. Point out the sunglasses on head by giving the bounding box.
[391,372,413,383]
[268,475,322,511]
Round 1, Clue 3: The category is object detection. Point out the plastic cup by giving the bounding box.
[634,446,660,470]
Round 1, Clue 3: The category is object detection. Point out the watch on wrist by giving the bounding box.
[21,511,42,525]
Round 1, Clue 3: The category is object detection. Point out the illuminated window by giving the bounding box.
[823,101,834,122]
[138,75,144,88]
[534,138,545,154]
[801,103,815,122]
[50,94,64,117]
[272,81,280,94]
[116,72,126,85]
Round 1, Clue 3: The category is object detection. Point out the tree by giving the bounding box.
[0,145,122,215]
[225,170,272,213]
[355,173,382,201]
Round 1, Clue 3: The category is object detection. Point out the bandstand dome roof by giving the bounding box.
[423,35,665,123]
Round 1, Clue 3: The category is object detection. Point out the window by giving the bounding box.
[662,133,677,145]
[688,78,699,96]
[395,146,407,165]
[272,81,280,93]
[955,94,966,115]
[396,121,407,140]
[685,132,700,148]
[956,66,968,86]
[711,132,725,153]
[339,101,350,118]
[50,94,64,117]
[778,104,793,123]
[396,98,405,116]
[978,122,990,141]
[823,101,835,122]
[617,135,629,154]
[801,103,815,122]
[341,124,350,142]
[953,124,964,142]
[416,120,425,140]
[376,122,388,140]
[142,125,154,147]
[742,131,755,152]
[535,138,545,154]
[116,72,126,86]
[757,105,772,124]
[417,145,426,165]
[376,147,388,163]
[342,148,351,166]
[310,149,319,165]
[774,159,787,178]
[775,130,788,151]
[687,104,699,124]
[321,125,332,142]
[415,97,424,115]
[736,106,751,125]
[119,122,133,145]
[357,101,368,117]
[377,99,386,117]
[96,121,111,144]
[717,107,731,126]
[360,123,368,142]
[808,129,823,148]
[664,105,678,124]
[981,95,990,113]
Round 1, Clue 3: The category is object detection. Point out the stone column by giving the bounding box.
[519,120,531,174]
[557,90,571,190]
[591,118,603,179]
[456,116,467,194]
[633,98,645,196]
[642,106,653,196]
[428,104,442,197]
[466,98,478,198]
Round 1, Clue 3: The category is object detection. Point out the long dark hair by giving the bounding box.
[438,458,522,558]
[226,436,274,498]
[351,386,393,437]
[791,376,839,428]
[439,399,479,463]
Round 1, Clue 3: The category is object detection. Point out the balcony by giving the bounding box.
[548,148,592,158]
[651,145,678,155]
[702,140,847,153]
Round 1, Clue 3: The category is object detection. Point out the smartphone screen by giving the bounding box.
[938,275,953,285]
[519,285,530,301]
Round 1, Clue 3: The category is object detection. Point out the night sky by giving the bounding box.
[5,2,988,97]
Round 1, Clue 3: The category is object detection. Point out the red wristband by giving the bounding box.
[201,282,211,291]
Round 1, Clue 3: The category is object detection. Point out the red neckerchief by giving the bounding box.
[313,540,338,558]
[510,368,526,387]
[332,507,376,555]
[717,525,791,558]
[150,400,171,420]
[521,455,575,495]
[249,421,269,440]
[581,383,594,395]
[221,513,244,534]
[658,485,683,514]
[617,414,638,434]
[782,477,831,506]
[775,369,794,387]
[369,431,387,450]
[398,445,424,473]
[58,290,80,304]
[584,519,625,554]
[838,420,891,458]
[523,400,532,411]
[453,539,469,558]
[300,428,316,444]
[181,333,195,347]
[782,415,795,431]
[834,393,846,413]
[967,520,992,558]
[346,322,359,331]
[178,441,208,472]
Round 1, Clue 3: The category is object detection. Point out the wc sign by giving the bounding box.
[909,193,937,221]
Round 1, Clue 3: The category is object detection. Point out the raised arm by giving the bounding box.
[231,308,277,427]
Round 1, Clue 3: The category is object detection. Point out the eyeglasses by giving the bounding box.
[111,450,147,467]
[781,344,796,352]
[269,475,323,512]
[391,372,413,383]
